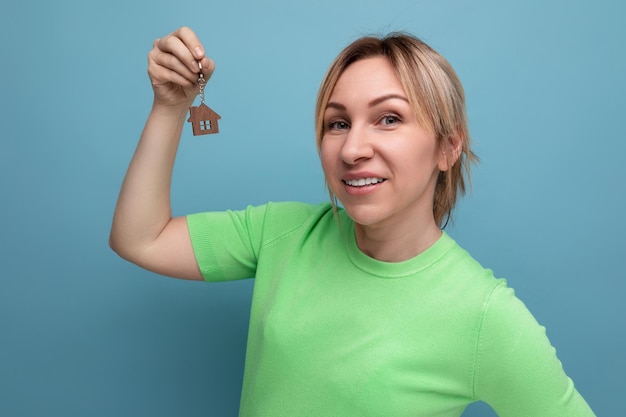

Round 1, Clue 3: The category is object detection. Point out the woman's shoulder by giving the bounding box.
[437,233,502,285]
[440,235,542,335]
[237,201,337,245]
[433,234,516,311]
[263,201,332,216]
[258,201,334,228]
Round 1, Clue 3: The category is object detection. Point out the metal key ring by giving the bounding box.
[198,61,206,84]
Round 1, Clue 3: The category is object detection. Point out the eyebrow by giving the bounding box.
[325,94,409,111]
[369,94,409,107]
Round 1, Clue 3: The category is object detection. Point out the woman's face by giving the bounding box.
[320,56,447,231]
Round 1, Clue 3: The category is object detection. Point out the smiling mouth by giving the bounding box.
[342,177,386,187]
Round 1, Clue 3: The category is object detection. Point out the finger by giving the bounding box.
[148,63,196,89]
[174,26,206,62]
[169,26,209,75]
[155,33,199,77]
[175,27,216,82]
[149,40,198,84]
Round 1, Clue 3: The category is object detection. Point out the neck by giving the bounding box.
[354,220,442,263]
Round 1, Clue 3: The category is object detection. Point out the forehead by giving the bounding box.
[330,56,406,100]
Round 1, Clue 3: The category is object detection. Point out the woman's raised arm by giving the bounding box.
[109,27,214,280]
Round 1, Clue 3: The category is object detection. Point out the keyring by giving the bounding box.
[187,60,221,136]
[198,61,206,85]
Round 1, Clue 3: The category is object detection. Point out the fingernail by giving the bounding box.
[194,47,204,58]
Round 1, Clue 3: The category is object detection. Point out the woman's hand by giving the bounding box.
[147,26,215,108]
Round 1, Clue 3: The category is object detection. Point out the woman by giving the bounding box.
[110,26,596,416]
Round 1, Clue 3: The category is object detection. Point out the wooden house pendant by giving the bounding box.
[188,103,221,135]
[188,63,221,136]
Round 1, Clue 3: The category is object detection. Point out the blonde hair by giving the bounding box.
[315,33,478,227]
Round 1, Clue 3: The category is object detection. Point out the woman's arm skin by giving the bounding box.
[109,27,213,280]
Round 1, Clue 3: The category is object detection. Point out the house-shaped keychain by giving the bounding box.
[188,103,221,135]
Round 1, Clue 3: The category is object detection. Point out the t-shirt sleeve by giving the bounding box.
[186,204,268,281]
[186,202,322,282]
[473,282,596,416]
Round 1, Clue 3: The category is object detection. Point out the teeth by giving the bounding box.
[344,177,385,187]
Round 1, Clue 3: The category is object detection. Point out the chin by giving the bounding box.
[341,204,388,227]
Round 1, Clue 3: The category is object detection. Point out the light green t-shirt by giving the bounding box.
[187,202,595,417]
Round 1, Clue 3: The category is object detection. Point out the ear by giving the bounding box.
[437,133,462,172]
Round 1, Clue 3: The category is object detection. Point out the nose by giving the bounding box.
[340,125,374,165]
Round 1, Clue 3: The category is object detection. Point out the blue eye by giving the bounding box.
[329,120,350,130]
[381,115,399,126]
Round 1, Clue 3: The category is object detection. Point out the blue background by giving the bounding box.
[1,0,623,415]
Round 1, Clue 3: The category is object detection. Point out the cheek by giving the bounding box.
[401,145,441,181]
[319,140,337,174]
[411,139,440,166]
